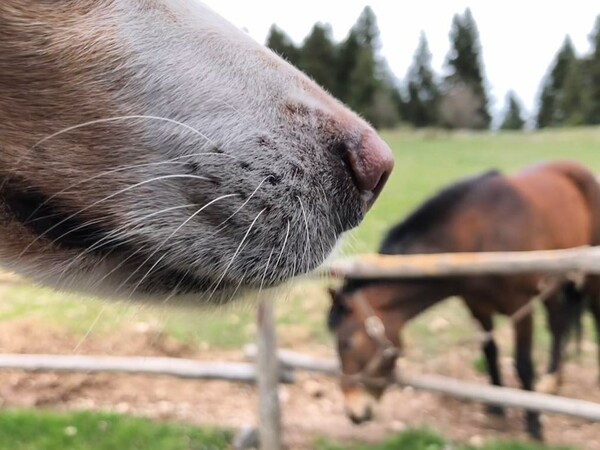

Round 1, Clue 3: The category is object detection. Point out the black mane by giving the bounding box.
[379,169,500,254]
[337,169,501,295]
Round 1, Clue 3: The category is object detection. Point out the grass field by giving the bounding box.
[315,428,577,450]
[0,410,577,450]
[0,410,231,450]
[0,127,599,449]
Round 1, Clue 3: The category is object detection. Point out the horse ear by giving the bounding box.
[328,287,346,308]
[327,287,347,331]
[327,287,337,301]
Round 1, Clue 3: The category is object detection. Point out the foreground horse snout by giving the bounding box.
[0,1,394,299]
[345,130,394,210]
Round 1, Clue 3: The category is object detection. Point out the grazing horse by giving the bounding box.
[0,1,393,302]
[328,161,600,440]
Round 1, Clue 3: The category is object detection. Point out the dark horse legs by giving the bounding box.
[583,277,600,383]
[538,295,568,394]
[589,296,600,384]
[514,313,542,440]
[467,305,505,416]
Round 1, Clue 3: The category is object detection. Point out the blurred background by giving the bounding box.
[0,2,599,450]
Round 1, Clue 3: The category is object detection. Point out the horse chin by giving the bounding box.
[344,388,377,425]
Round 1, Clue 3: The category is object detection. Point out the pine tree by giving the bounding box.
[345,7,399,128]
[561,59,589,125]
[353,6,380,50]
[536,37,576,128]
[405,32,440,127]
[335,30,361,102]
[444,8,491,129]
[335,8,386,105]
[346,6,381,113]
[266,25,299,66]
[586,16,600,124]
[348,46,378,114]
[500,91,526,130]
[299,24,337,93]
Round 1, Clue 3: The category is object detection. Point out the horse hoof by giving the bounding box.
[526,422,543,441]
[485,405,506,417]
[536,374,561,395]
[529,429,544,442]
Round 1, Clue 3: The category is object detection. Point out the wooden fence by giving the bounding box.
[322,246,600,279]
[2,247,600,449]
[244,345,600,422]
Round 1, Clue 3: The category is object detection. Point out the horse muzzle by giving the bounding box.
[343,388,378,424]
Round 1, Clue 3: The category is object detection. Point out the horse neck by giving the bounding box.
[389,280,454,324]
[382,235,462,324]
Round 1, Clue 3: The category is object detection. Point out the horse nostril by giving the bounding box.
[344,130,394,211]
[348,407,374,425]
[349,414,364,425]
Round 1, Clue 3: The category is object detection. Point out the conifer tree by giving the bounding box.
[336,31,361,102]
[500,91,526,130]
[586,16,600,124]
[345,7,399,127]
[266,25,299,66]
[299,24,337,93]
[353,6,380,50]
[405,32,440,127]
[536,37,576,128]
[444,9,491,129]
[560,59,589,125]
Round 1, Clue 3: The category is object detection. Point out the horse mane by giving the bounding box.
[379,169,501,254]
[334,169,501,297]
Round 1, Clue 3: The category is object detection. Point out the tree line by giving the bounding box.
[266,8,600,131]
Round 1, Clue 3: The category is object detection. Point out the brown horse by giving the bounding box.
[328,161,600,440]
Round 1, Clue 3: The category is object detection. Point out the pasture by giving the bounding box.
[0,128,599,449]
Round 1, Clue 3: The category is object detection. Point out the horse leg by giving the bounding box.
[514,313,542,440]
[468,307,504,416]
[588,296,600,384]
[537,295,565,395]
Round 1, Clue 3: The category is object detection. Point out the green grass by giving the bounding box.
[0,410,231,450]
[0,412,576,450]
[315,428,577,450]
[0,280,330,349]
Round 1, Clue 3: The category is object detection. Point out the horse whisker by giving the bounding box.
[297,196,311,274]
[211,176,270,235]
[31,115,219,151]
[24,153,234,225]
[19,174,211,258]
[72,304,108,353]
[273,220,291,280]
[206,208,267,302]
[117,193,238,296]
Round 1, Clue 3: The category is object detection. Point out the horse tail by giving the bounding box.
[552,161,600,245]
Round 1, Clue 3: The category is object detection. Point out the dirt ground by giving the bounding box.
[0,320,597,450]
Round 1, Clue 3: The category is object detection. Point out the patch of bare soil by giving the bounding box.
[0,320,597,450]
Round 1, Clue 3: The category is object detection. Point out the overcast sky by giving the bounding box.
[203,0,599,124]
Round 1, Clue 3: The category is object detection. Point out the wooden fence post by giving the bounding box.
[257,293,282,450]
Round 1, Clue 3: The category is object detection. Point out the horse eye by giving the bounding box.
[340,339,352,352]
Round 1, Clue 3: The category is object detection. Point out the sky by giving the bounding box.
[203,0,599,124]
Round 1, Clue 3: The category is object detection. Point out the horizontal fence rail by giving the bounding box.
[400,373,600,422]
[321,246,600,279]
[244,345,600,423]
[0,354,294,384]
